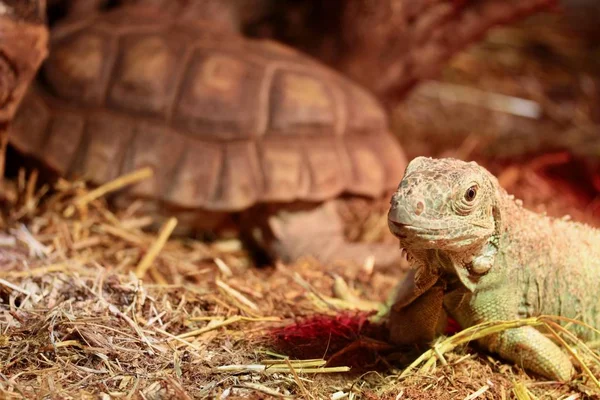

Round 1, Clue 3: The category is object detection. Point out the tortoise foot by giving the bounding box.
[266,200,403,270]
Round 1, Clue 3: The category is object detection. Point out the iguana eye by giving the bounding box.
[464,185,478,202]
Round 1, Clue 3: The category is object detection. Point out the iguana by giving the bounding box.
[385,156,600,381]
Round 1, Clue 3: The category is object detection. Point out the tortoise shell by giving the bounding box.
[10,6,407,212]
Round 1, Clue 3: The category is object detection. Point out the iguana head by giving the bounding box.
[388,157,500,249]
[388,157,502,288]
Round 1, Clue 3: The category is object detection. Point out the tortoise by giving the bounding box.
[8,3,408,268]
[5,0,557,268]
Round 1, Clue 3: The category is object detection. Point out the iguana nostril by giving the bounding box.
[415,201,424,215]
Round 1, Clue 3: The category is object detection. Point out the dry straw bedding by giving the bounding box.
[0,165,598,399]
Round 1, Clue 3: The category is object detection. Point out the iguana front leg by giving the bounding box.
[448,289,575,381]
[333,265,447,346]
[479,326,574,381]
[385,267,448,345]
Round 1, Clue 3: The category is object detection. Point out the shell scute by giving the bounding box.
[123,123,186,199]
[173,49,266,140]
[259,138,308,201]
[344,84,387,135]
[76,114,135,183]
[43,112,85,175]
[344,137,386,197]
[267,70,338,136]
[108,33,185,117]
[43,32,114,105]
[207,142,262,211]
[9,91,50,154]
[304,137,349,200]
[164,140,222,209]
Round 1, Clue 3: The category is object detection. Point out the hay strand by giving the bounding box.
[135,217,177,279]
[64,167,153,217]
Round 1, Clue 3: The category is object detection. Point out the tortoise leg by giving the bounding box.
[264,200,403,269]
[386,272,447,346]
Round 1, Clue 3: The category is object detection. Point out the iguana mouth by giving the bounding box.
[388,220,410,238]
[389,221,409,229]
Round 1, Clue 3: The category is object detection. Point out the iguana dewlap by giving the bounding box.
[386,156,600,381]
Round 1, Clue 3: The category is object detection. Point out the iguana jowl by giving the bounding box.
[386,156,600,381]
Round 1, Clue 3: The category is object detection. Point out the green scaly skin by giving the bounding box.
[386,156,600,381]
